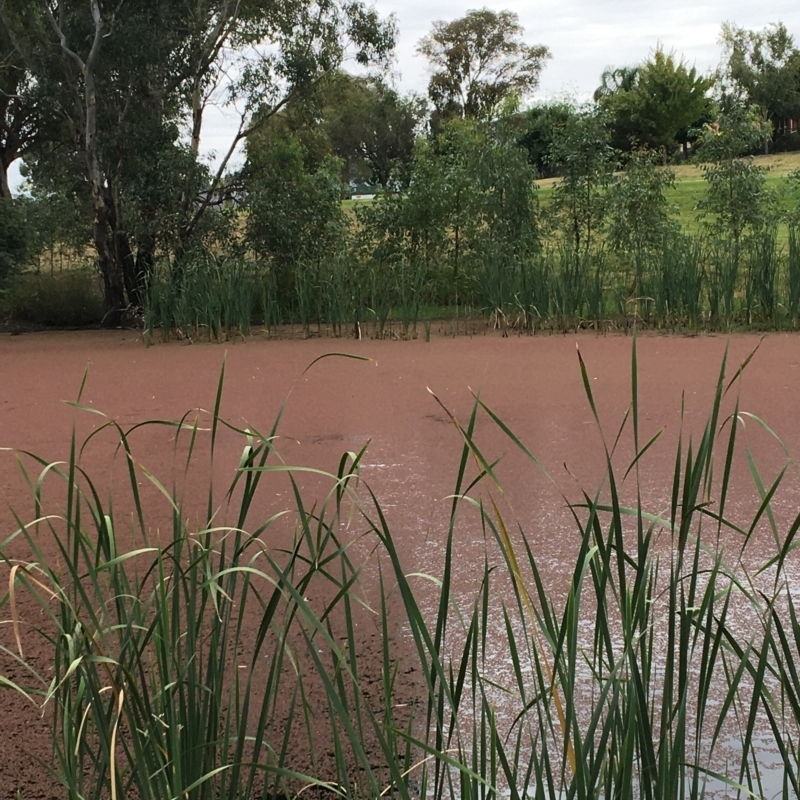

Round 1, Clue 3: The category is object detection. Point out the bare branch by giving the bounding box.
[86,0,104,70]
[42,0,86,72]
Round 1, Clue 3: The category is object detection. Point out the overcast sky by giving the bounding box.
[384,0,800,100]
[8,1,800,193]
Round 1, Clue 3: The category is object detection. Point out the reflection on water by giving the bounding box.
[361,440,800,799]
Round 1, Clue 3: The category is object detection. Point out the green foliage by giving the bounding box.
[320,73,426,188]
[6,267,104,327]
[697,105,776,267]
[417,9,550,125]
[599,50,714,161]
[789,225,800,323]
[549,108,614,257]
[0,197,31,281]
[517,101,576,177]
[244,130,347,298]
[783,167,800,226]
[649,231,703,324]
[720,22,800,152]
[607,149,677,259]
[0,0,395,316]
[358,117,539,305]
[142,255,259,343]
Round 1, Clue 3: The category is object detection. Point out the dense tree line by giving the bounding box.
[1,5,799,326]
[0,0,396,322]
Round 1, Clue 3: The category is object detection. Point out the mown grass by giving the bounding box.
[3,342,800,799]
[537,151,800,240]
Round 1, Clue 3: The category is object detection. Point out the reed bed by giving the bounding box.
[3,343,800,800]
[139,228,800,340]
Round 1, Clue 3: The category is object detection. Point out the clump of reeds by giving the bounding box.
[4,342,800,800]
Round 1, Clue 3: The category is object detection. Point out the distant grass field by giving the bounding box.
[536,151,800,240]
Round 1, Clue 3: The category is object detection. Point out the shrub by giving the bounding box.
[6,267,105,328]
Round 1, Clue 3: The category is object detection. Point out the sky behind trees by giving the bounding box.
[8,0,800,193]
[383,0,800,101]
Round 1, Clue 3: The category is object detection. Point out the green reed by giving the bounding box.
[3,342,800,799]
[787,226,800,326]
[745,228,779,325]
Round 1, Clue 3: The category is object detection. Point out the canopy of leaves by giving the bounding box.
[719,22,800,147]
[244,127,346,284]
[518,102,576,177]
[593,66,640,102]
[607,149,677,260]
[697,104,776,247]
[357,117,539,282]
[548,109,615,256]
[599,50,714,161]
[320,73,426,188]
[417,8,550,124]
[0,0,395,315]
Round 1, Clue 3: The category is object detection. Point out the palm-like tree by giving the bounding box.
[593,66,639,102]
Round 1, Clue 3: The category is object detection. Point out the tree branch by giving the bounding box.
[42,0,86,72]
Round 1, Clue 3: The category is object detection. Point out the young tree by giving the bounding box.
[244,128,346,298]
[549,108,615,258]
[606,149,677,286]
[697,104,776,293]
[357,116,539,296]
[417,9,550,125]
[719,22,800,153]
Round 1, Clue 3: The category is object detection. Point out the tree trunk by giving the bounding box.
[0,159,11,199]
[93,209,126,326]
[47,0,125,323]
[114,229,143,308]
[682,141,689,161]
[85,82,126,323]
[108,189,143,308]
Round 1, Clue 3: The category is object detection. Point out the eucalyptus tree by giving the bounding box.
[549,108,615,258]
[697,103,775,255]
[321,73,426,189]
[417,8,550,126]
[0,0,395,323]
[719,22,800,152]
[0,11,41,200]
[242,119,347,300]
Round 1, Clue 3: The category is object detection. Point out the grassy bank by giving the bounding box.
[3,343,800,799]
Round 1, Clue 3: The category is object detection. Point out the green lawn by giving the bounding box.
[536,151,800,240]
